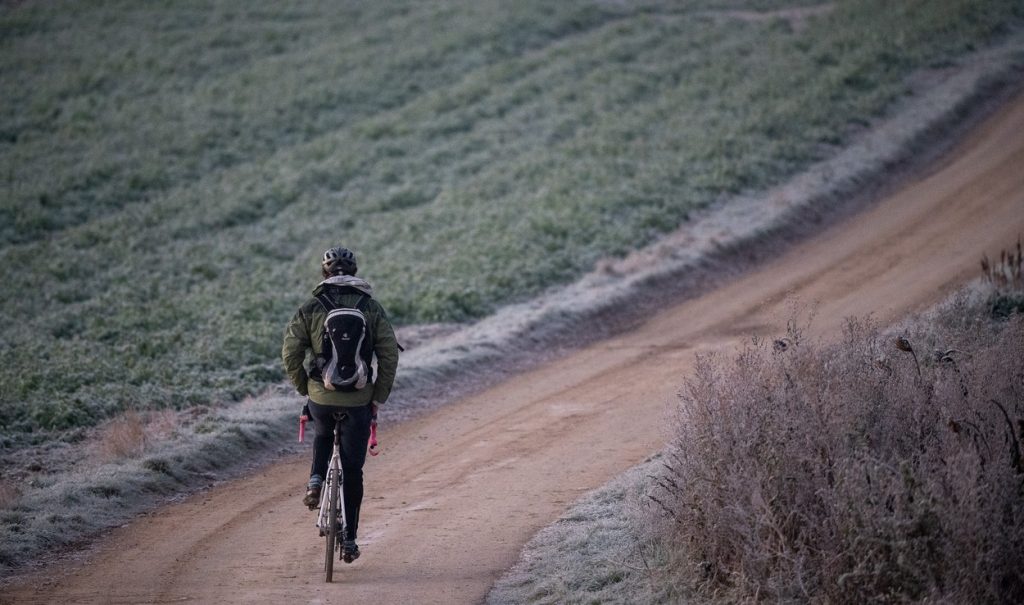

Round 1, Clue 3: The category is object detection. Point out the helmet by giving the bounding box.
[321,246,357,276]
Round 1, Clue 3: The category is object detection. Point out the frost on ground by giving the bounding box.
[393,29,1024,423]
[0,392,300,575]
[486,456,675,605]
[2,25,1024,581]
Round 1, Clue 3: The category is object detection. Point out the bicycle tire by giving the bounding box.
[325,472,340,582]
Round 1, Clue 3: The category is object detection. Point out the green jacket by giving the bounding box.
[281,276,399,407]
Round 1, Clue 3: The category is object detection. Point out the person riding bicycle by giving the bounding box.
[281,246,399,563]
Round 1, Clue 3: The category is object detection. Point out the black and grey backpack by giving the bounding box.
[312,289,374,392]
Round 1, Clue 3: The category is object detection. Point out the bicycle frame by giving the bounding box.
[315,413,348,581]
[315,442,344,536]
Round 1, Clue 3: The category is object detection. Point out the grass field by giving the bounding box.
[1,0,1020,440]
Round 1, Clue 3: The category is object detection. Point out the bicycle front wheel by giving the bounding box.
[324,473,340,582]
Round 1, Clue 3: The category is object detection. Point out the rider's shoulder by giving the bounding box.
[363,296,390,317]
[297,292,382,314]
[298,297,322,315]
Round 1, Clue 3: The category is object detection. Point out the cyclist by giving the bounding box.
[281,246,399,563]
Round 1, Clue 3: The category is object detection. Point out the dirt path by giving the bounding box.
[7,92,1024,605]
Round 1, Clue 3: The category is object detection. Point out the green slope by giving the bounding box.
[1,0,1020,437]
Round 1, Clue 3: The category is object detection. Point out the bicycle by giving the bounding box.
[317,411,346,582]
[300,408,379,583]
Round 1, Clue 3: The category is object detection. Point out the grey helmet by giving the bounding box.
[321,246,357,276]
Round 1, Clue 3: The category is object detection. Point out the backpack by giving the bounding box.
[312,289,374,392]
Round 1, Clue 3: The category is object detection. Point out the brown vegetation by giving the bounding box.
[94,410,179,462]
[981,236,1023,288]
[0,480,20,510]
[651,283,1024,602]
[95,411,148,460]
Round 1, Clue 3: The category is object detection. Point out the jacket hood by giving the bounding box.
[314,275,374,296]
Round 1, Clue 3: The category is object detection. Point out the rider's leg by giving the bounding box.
[337,402,373,542]
[304,401,338,507]
[307,401,337,481]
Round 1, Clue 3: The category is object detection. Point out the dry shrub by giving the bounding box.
[981,237,1023,289]
[96,410,149,460]
[94,409,182,462]
[145,409,180,440]
[982,237,1024,319]
[653,308,1024,603]
[0,480,21,509]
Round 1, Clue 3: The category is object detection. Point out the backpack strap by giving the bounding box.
[314,292,336,313]
[354,295,372,345]
[315,287,370,312]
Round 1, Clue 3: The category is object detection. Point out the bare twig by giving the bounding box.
[895,336,921,378]
[989,398,1022,474]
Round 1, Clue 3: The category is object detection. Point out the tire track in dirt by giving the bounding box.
[5,91,1024,605]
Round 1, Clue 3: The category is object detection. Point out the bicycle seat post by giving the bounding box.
[332,412,347,448]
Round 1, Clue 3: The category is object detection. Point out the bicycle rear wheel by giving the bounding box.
[324,472,340,582]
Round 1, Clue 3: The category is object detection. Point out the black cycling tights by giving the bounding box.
[308,400,373,541]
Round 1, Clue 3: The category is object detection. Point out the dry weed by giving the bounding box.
[145,409,180,442]
[980,236,1023,288]
[652,303,1024,603]
[94,409,182,463]
[95,410,149,461]
[982,237,1024,319]
[0,480,21,510]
